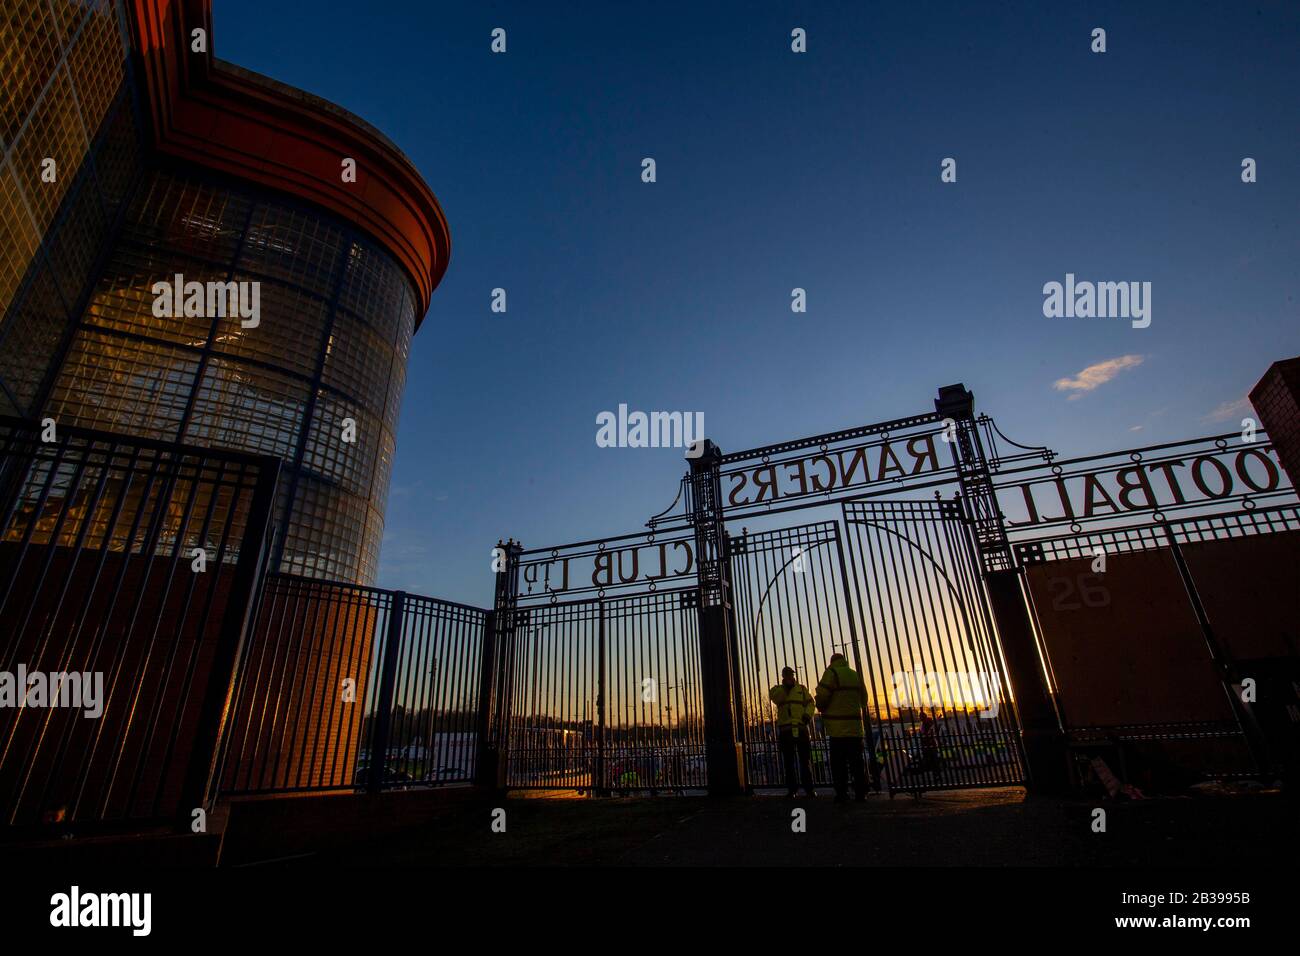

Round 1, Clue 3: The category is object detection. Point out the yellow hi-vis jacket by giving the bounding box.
[815,661,867,737]
[769,682,815,736]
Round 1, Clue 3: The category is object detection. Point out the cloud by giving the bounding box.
[1053,354,1144,399]
[388,479,425,499]
[1204,397,1251,424]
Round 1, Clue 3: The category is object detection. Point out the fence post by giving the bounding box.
[366,590,407,793]
[179,456,281,820]
[687,440,745,796]
[937,384,1070,793]
[474,609,498,788]
[476,539,521,790]
[595,599,607,794]
[723,535,748,764]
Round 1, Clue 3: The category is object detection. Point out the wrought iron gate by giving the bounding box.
[729,521,859,788]
[840,498,1025,792]
[488,503,1028,795]
[495,590,707,792]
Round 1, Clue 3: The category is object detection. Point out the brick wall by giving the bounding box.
[1250,356,1300,489]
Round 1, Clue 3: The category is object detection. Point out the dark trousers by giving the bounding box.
[829,736,869,799]
[778,727,814,794]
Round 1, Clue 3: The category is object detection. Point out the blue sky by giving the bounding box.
[214,1,1299,604]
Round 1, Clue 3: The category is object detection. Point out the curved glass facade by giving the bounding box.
[0,0,136,416]
[1,0,447,828]
[43,169,418,584]
[2,0,434,586]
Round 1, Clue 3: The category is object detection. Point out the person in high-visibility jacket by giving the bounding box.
[815,653,870,802]
[768,666,816,797]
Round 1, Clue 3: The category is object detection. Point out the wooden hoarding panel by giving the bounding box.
[1181,530,1300,661]
[1026,551,1231,727]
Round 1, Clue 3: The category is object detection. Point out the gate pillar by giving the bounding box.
[476,538,522,790]
[687,441,746,796]
[937,384,1071,793]
[982,571,1071,792]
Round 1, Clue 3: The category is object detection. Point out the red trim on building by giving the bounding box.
[128,0,450,324]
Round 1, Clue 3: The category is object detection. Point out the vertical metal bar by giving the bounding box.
[34,441,141,813]
[728,532,753,779]
[258,579,308,790]
[336,588,374,788]
[146,457,244,815]
[449,607,467,782]
[1162,523,1270,776]
[308,582,355,789]
[831,520,873,783]
[391,602,421,779]
[416,605,436,779]
[20,439,116,812]
[177,456,280,819]
[596,599,607,794]
[474,609,498,787]
[0,428,78,639]
[909,506,957,790]
[428,605,451,782]
[283,579,334,791]
[91,445,190,817]
[949,500,1023,784]
[488,541,521,785]
[220,575,278,793]
[366,591,407,793]
[266,576,319,789]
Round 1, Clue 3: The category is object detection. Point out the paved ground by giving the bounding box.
[254,786,1295,867]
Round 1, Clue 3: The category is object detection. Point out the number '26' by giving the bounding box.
[1048,574,1111,611]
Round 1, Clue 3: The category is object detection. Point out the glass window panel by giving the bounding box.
[46,172,110,308]
[120,173,251,263]
[84,250,222,348]
[358,505,383,586]
[0,164,39,322]
[65,1,126,135]
[46,328,198,438]
[13,67,89,236]
[209,277,329,378]
[184,357,308,460]
[0,260,69,413]
[238,202,344,295]
[370,425,396,518]
[321,312,392,415]
[303,392,379,498]
[279,475,369,583]
[337,239,405,343]
[0,0,64,145]
[92,94,141,219]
